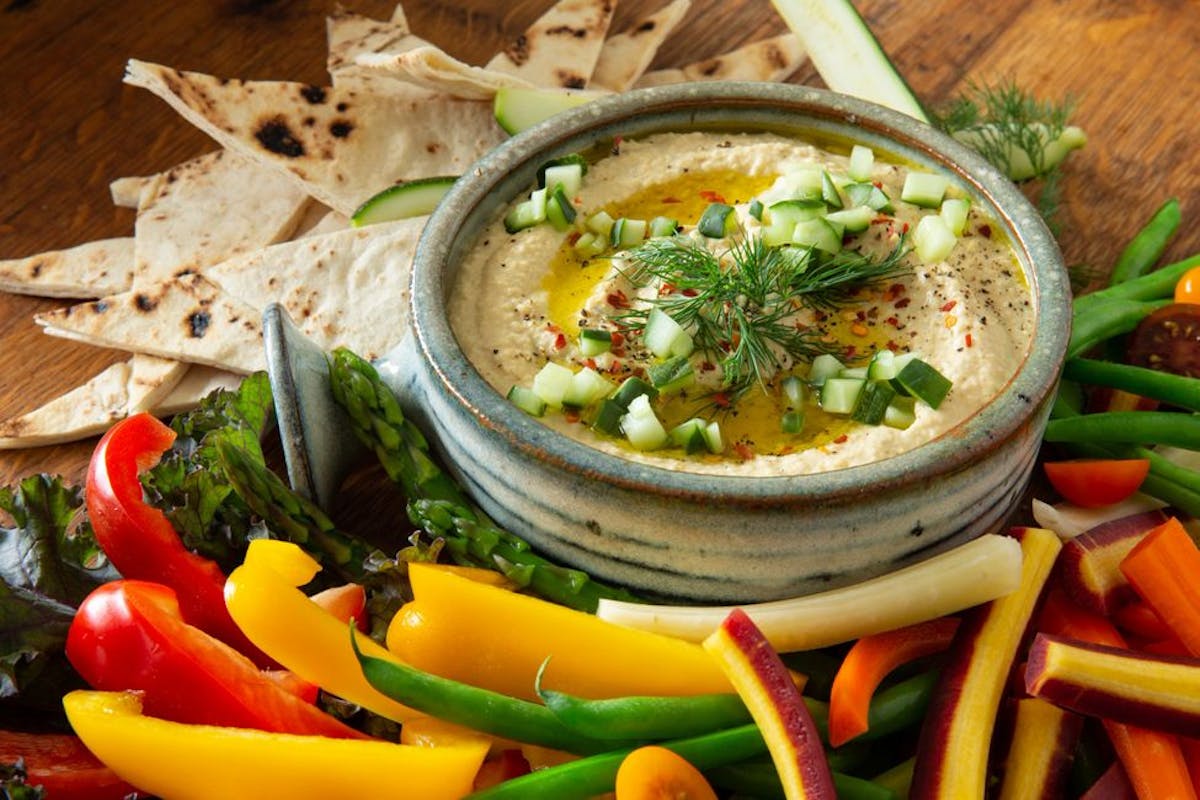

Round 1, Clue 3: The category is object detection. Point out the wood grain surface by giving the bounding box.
[1,0,1198,494]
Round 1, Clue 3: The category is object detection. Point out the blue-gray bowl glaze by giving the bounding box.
[390,82,1070,603]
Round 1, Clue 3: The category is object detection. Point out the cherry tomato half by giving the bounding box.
[1043,459,1151,508]
[1125,303,1200,378]
[1175,265,1200,304]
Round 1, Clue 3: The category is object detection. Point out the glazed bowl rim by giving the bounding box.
[410,81,1069,505]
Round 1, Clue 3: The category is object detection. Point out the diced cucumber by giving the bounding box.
[839,366,869,379]
[542,162,584,197]
[697,203,736,238]
[940,197,971,236]
[611,217,647,249]
[351,175,458,227]
[649,216,680,238]
[848,145,875,181]
[845,182,893,212]
[507,385,547,417]
[586,210,616,238]
[536,154,588,187]
[781,375,806,408]
[612,376,658,408]
[579,328,613,356]
[669,418,709,454]
[793,218,842,254]
[493,87,605,135]
[761,217,797,247]
[545,184,577,231]
[703,420,724,454]
[892,358,952,408]
[503,192,547,233]
[591,398,625,435]
[821,170,844,209]
[913,214,957,263]
[807,353,845,385]
[781,409,805,434]
[824,205,874,233]
[866,349,897,380]
[646,355,696,393]
[620,394,668,450]
[531,361,574,408]
[573,231,607,257]
[851,380,897,424]
[748,198,765,220]
[768,198,826,225]
[883,395,917,429]
[901,172,950,208]
[643,307,694,359]
[563,367,614,408]
[821,376,866,414]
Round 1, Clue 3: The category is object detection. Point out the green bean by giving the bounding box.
[468,724,768,800]
[1074,252,1200,316]
[1044,411,1200,451]
[707,761,898,800]
[1063,358,1200,412]
[538,686,752,741]
[350,632,619,755]
[871,756,915,799]
[862,670,939,741]
[1067,298,1172,359]
[1108,198,1181,285]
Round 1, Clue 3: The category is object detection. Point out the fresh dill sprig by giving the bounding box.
[616,234,910,392]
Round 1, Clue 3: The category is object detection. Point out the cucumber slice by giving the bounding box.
[821,376,866,414]
[866,349,897,380]
[573,231,607,257]
[821,170,844,209]
[493,87,606,135]
[845,182,893,213]
[781,409,805,434]
[531,361,575,408]
[507,385,546,417]
[586,210,616,238]
[703,420,724,454]
[540,159,585,196]
[851,380,897,424]
[644,307,692,359]
[901,172,950,208]
[611,217,647,249]
[579,328,613,356]
[793,217,842,254]
[848,145,875,182]
[781,375,806,408]
[807,353,845,385]
[768,198,826,225]
[883,395,917,430]
[748,199,765,221]
[697,203,736,238]
[940,197,971,236]
[646,355,695,394]
[648,216,680,238]
[351,175,458,227]
[824,205,874,233]
[620,394,667,450]
[563,367,614,408]
[669,418,709,454]
[913,214,957,263]
[769,0,929,122]
[892,358,952,409]
[545,184,577,231]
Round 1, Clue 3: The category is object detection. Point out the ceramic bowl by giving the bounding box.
[377,82,1070,603]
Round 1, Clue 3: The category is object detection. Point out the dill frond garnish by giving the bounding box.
[616,234,910,392]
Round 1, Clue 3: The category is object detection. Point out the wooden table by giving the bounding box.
[2,0,1198,491]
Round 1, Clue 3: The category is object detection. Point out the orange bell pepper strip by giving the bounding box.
[223,539,422,722]
[387,563,731,701]
[63,690,488,800]
[1038,587,1197,800]
[1120,516,1200,656]
[827,616,959,747]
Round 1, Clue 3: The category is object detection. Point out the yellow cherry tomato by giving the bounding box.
[1174,265,1200,304]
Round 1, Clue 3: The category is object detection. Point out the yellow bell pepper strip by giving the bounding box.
[63,690,488,800]
[387,563,731,701]
[223,538,422,722]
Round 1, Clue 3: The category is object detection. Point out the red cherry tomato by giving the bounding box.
[1175,265,1200,304]
[1043,459,1151,508]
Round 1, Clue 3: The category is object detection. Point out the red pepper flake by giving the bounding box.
[566,231,582,246]
[610,331,624,347]
[611,136,623,155]
[843,345,858,361]
[940,300,958,312]
[659,282,676,296]
[733,442,755,461]
[978,223,992,238]
[554,333,567,350]
[700,361,716,372]
[900,222,910,235]
[872,180,883,189]
[607,290,629,309]
[712,392,732,409]
[886,316,901,328]
[699,190,726,204]
[583,358,597,370]
[965,333,974,348]
[563,409,581,424]
[833,434,849,445]
[661,195,682,204]
[894,297,912,309]
[681,288,698,297]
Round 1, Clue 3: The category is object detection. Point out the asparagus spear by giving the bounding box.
[327,347,641,612]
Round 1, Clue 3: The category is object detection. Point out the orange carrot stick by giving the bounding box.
[1120,517,1200,657]
[827,617,959,747]
[1038,587,1197,800]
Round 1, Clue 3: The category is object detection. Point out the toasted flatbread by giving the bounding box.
[36,273,267,374]
[109,175,155,209]
[590,0,692,91]
[0,238,135,299]
[292,204,351,239]
[635,33,806,87]
[153,365,244,416]
[486,0,617,89]
[0,354,184,449]
[356,45,538,100]
[326,7,426,81]
[124,59,504,217]
[133,149,310,285]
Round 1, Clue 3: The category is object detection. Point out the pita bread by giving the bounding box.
[590,0,692,91]
[355,45,538,100]
[0,238,135,299]
[36,273,267,374]
[153,365,243,416]
[486,0,617,89]
[133,149,310,285]
[0,354,184,449]
[635,33,806,87]
[109,175,155,209]
[292,204,351,239]
[204,216,427,360]
[124,59,505,217]
[325,8,426,81]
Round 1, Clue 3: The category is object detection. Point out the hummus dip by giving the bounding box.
[449,131,1034,476]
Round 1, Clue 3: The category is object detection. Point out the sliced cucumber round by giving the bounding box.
[493,87,607,135]
[351,175,458,227]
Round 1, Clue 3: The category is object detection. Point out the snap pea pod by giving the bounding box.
[1044,411,1200,451]
[1108,198,1182,285]
[1063,358,1200,412]
[1073,252,1200,316]
[468,724,767,800]
[351,631,621,755]
[1066,298,1172,360]
[706,761,898,800]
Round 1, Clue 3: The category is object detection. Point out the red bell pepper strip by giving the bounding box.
[827,616,959,747]
[1038,587,1196,800]
[0,729,137,800]
[85,412,271,666]
[65,579,365,739]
